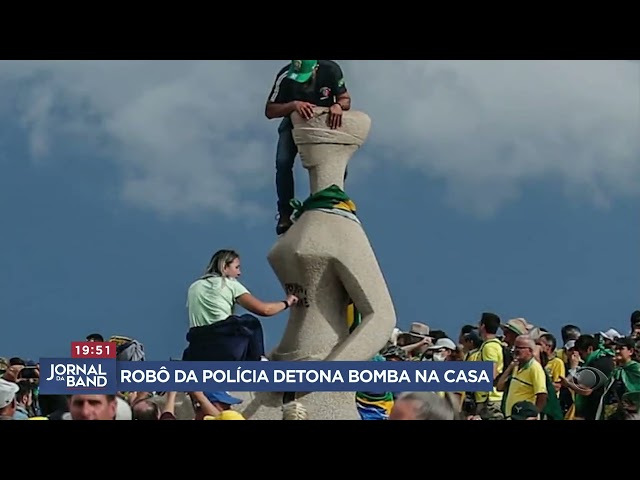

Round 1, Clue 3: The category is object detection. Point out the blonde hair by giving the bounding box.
[203,249,239,279]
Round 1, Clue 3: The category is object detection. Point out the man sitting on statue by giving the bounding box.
[265,59,352,235]
[182,249,298,362]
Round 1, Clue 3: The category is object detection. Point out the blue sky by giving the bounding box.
[1,60,638,361]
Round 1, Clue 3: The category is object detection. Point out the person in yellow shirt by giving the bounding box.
[475,312,505,420]
[537,333,565,396]
[497,335,548,418]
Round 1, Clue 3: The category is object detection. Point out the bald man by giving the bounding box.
[497,335,548,418]
[132,398,161,420]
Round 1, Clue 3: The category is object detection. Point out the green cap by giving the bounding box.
[510,401,539,420]
[287,60,318,83]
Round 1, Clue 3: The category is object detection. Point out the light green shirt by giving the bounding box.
[187,276,249,328]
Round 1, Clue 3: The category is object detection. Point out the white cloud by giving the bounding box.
[0,60,637,219]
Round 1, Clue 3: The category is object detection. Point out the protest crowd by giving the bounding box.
[2,310,640,421]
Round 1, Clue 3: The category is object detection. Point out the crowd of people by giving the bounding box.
[2,310,639,420]
[371,310,640,420]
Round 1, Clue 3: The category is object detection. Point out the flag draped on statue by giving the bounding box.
[348,301,394,420]
[347,302,361,333]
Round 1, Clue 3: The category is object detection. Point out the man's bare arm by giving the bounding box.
[535,392,548,412]
[265,101,298,119]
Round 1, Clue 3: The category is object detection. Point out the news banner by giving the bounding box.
[38,342,494,395]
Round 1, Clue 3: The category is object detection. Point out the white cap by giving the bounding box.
[564,339,576,351]
[0,379,19,409]
[599,328,622,341]
[428,338,457,351]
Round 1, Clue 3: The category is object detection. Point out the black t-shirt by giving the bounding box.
[267,60,347,108]
[576,355,615,420]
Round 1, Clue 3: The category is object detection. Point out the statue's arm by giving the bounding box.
[324,255,396,362]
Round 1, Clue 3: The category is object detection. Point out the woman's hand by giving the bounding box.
[286,294,299,307]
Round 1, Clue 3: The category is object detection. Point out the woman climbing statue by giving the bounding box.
[182,249,298,362]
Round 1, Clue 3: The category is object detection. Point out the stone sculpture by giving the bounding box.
[234,107,397,420]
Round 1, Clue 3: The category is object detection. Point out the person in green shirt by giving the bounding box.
[597,337,640,420]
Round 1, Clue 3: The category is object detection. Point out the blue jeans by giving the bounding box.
[275,117,348,217]
[276,117,298,216]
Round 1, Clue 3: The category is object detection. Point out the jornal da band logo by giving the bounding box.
[45,362,109,388]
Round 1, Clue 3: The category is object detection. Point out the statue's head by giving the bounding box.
[291,108,371,170]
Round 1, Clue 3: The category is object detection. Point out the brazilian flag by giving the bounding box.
[348,300,393,419]
[347,301,361,334]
